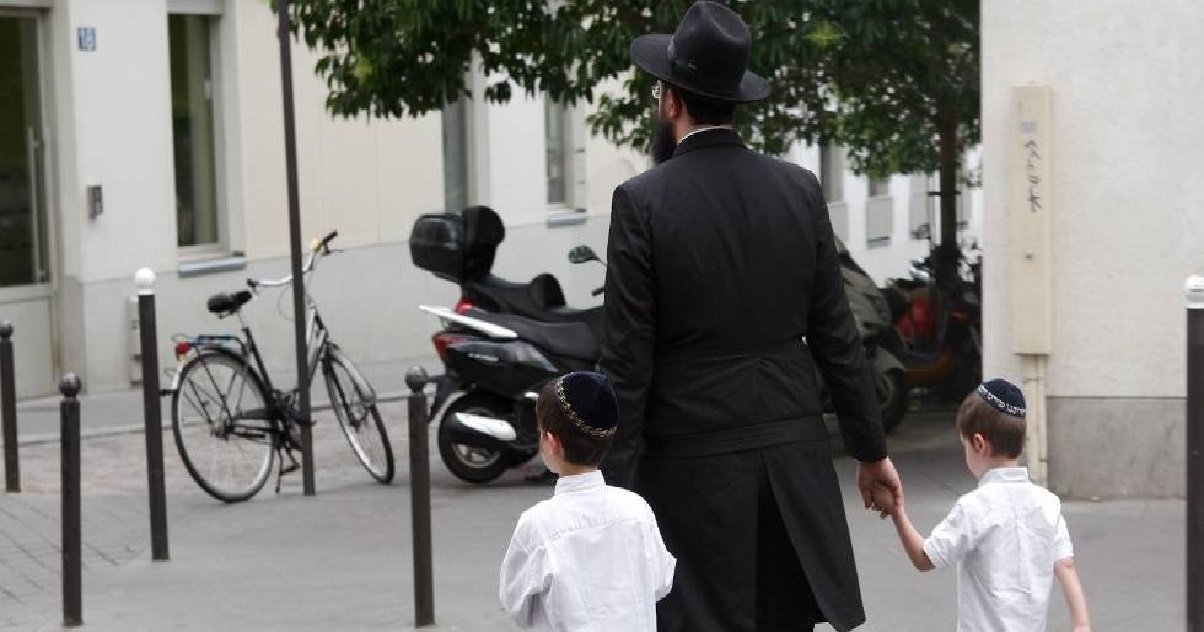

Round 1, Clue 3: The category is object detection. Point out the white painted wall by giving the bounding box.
[228,1,444,259]
[982,0,1204,398]
[788,141,978,286]
[24,0,976,394]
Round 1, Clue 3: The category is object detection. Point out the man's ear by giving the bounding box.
[972,433,988,454]
[664,86,683,121]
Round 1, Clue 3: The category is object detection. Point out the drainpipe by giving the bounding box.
[1022,355,1049,485]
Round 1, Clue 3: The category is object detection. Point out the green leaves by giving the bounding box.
[289,0,978,176]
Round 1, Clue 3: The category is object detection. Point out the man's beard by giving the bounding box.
[650,112,676,165]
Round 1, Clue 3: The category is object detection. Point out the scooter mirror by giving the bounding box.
[568,246,599,265]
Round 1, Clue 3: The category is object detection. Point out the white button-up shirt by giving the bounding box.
[499,470,676,631]
[924,467,1074,632]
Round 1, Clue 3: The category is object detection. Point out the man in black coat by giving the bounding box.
[598,3,905,631]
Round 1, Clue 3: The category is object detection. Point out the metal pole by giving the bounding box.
[276,0,315,495]
[1186,276,1204,632]
[60,373,82,627]
[136,269,169,561]
[1,322,18,493]
[406,367,435,627]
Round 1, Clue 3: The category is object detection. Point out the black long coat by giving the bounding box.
[598,129,888,632]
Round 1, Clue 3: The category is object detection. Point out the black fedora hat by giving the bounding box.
[630,1,770,103]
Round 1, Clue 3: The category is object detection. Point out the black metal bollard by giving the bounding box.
[60,373,82,627]
[1,322,17,493]
[405,367,435,627]
[136,269,169,561]
[1187,276,1204,632]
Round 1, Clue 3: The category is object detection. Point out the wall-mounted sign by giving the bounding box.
[77,27,96,52]
[1011,86,1053,355]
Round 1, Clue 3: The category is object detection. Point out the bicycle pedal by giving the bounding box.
[280,462,300,475]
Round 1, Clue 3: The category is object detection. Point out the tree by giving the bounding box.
[289,0,978,260]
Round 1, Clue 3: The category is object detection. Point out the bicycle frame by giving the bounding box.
[178,239,337,428]
[232,280,333,404]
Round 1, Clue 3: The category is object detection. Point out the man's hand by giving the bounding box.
[858,457,903,518]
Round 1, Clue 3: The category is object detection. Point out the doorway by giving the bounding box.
[0,12,56,396]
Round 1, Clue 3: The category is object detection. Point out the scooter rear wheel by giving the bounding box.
[438,394,515,484]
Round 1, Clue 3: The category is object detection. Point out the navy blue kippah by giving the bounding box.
[977,379,1026,418]
[556,372,619,438]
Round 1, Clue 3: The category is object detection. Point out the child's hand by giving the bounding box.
[1072,626,1091,632]
[869,482,897,519]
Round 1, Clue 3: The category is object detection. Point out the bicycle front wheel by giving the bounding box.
[172,349,275,502]
[323,347,394,483]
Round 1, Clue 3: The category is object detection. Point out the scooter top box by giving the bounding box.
[410,205,505,282]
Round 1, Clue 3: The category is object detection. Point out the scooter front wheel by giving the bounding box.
[438,394,515,484]
[877,368,909,434]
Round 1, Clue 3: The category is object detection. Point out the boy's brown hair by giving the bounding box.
[955,390,1027,459]
[536,379,614,466]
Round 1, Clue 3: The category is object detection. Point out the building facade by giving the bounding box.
[983,0,1202,497]
[0,0,979,398]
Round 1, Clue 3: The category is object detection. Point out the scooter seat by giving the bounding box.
[466,309,599,361]
[542,306,604,345]
[467,274,567,317]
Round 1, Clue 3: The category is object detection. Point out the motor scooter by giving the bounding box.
[832,238,909,432]
[410,207,606,482]
[881,243,982,402]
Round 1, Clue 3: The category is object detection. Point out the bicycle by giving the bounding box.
[168,230,394,502]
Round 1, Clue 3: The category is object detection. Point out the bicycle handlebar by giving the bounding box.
[246,229,339,291]
[318,230,338,251]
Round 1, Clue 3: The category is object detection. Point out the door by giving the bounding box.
[0,13,55,396]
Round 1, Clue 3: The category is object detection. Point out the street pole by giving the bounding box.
[276,0,315,496]
[60,373,82,627]
[1186,275,1204,632]
[1,322,18,492]
[135,269,169,561]
[406,367,435,627]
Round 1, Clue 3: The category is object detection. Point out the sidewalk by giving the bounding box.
[1,406,1186,631]
[11,356,441,444]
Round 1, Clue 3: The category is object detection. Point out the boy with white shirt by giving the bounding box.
[499,372,676,631]
[887,379,1091,631]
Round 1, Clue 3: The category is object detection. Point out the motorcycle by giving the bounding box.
[408,207,910,482]
[881,242,982,402]
[833,238,910,433]
[410,207,605,483]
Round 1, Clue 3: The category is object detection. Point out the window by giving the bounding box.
[442,98,470,213]
[169,14,220,248]
[545,96,569,206]
[819,143,843,203]
[908,174,933,240]
[868,177,890,198]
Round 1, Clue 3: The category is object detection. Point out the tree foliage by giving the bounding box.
[289,0,978,241]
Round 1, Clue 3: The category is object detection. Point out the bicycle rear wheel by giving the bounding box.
[323,347,394,483]
[172,349,275,502]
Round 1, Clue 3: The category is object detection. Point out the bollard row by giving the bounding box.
[406,366,436,627]
[60,373,82,627]
[2,322,18,493]
[136,269,170,561]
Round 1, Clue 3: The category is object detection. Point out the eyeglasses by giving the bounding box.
[651,82,662,101]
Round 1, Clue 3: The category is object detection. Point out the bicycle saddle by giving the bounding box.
[207,290,253,317]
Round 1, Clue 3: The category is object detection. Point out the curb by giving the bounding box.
[15,389,422,447]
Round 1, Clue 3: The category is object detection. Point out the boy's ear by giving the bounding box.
[544,429,564,456]
[972,433,989,454]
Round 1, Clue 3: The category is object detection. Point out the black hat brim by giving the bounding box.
[630,33,771,103]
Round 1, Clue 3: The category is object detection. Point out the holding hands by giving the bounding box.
[857,457,904,518]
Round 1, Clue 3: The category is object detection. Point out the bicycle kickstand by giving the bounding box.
[274,445,301,494]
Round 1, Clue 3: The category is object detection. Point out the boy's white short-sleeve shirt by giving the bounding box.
[923,467,1074,632]
[499,470,676,631]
